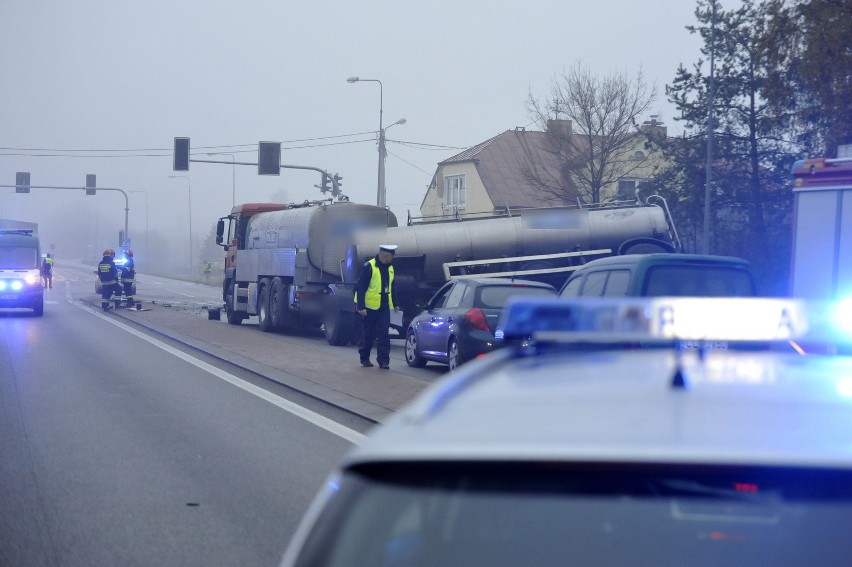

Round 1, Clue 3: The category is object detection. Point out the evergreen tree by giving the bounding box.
[663,0,794,294]
[762,0,852,156]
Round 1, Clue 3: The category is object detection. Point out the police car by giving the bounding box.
[281,297,852,566]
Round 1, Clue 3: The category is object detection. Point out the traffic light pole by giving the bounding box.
[0,184,130,245]
[200,159,343,197]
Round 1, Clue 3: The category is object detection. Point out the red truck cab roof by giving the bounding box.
[230,203,289,216]
[792,157,852,190]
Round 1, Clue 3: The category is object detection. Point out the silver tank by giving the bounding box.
[346,205,672,284]
[245,202,397,275]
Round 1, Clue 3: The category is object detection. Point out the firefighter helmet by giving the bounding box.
[103,249,113,256]
[125,250,134,257]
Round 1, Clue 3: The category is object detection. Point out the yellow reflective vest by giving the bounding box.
[355,258,394,310]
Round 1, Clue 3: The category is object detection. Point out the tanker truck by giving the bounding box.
[215,198,678,346]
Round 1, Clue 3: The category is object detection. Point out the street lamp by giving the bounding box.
[348,76,404,208]
[206,152,236,207]
[168,175,193,275]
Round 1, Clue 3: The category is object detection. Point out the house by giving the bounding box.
[419,118,667,219]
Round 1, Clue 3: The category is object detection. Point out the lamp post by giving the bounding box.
[206,152,236,207]
[168,175,193,275]
[348,76,395,207]
[381,117,407,203]
[129,190,149,258]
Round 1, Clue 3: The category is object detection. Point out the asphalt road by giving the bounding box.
[1,262,373,566]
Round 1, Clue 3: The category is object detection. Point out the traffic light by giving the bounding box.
[174,137,190,171]
[86,174,96,195]
[332,174,343,196]
[258,141,281,175]
[15,172,30,193]
[320,173,331,193]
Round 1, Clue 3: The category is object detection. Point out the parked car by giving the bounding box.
[404,277,556,370]
[559,253,759,298]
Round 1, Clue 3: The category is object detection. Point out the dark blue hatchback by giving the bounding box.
[404,277,556,370]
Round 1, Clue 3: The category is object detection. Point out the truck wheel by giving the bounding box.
[325,308,354,346]
[225,291,242,325]
[270,278,285,330]
[32,298,44,317]
[258,285,272,332]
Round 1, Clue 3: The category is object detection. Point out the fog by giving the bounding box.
[0,0,733,274]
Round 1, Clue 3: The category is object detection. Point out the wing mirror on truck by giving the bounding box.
[216,219,225,247]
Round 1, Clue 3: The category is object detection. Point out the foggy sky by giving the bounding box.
[0,0,722,270]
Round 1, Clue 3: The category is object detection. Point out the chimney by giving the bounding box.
[640,115,667,138]
[547,119,573,139]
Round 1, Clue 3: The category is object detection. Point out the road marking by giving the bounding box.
[67,288,365,445]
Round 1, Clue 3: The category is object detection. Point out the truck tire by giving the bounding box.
[618,238,675,255]
[270,278,285,330]
[32,297,44,317]
[258,285,272,332]
[225,290,242,326]
[324,307,354,346]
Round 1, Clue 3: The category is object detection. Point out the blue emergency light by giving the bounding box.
[498,297,852,349]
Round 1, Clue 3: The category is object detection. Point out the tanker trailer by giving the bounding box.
[215,199,397,345]
[341,202,677,334]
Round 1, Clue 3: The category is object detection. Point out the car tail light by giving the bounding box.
[464,307,490,331]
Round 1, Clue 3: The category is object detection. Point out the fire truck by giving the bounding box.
[790,153,852,300]
[214,197,678,346]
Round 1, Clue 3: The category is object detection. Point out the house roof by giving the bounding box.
[439,128,577,209]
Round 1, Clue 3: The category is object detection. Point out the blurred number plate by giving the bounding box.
[1,294,19,300]
[683,340,728,350]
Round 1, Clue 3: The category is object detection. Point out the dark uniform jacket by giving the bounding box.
[98,257,118,284]
[121,258,135,281]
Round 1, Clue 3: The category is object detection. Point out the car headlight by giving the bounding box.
[25,271,40,285]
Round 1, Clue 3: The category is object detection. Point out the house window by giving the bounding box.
[444,175,466,210]
[617,179,638,201]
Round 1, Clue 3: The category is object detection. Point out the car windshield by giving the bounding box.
[293,462,852,567]
[643,265,756,296]
[477,285,554,309]
[0,246,38,269]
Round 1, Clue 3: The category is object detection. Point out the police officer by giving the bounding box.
[41,254,53,289]
[97,249,122,310]
[120,250,135,307]
[355,244,398,369]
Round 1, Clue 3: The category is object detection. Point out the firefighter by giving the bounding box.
[120,250,136,307]
[355,244,398,369]
[97,249,122,311]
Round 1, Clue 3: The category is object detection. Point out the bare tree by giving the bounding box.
[527,62,657,204]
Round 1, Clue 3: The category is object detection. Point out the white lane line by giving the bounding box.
[67,289,365,445]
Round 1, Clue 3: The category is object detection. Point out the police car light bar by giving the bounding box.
[498,297,852,346]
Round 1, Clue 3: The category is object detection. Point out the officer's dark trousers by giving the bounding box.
[359,307,390,366]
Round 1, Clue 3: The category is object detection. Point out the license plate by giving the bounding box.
[683,340,728,350]
[0,294,19,300]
